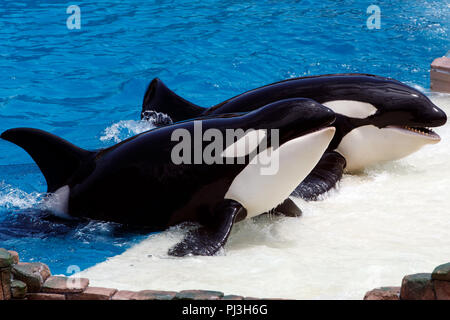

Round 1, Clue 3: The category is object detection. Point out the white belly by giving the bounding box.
[225,127,336,218]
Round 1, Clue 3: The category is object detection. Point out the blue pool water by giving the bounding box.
[0,1,448,275]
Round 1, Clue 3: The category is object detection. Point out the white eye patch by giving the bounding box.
[323,100,377,119]
[221,129,266,158]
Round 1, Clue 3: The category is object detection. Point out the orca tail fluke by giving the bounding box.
[1,128,94,193]
[141,78,205,123]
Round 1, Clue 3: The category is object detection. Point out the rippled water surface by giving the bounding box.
[0,0,449,296]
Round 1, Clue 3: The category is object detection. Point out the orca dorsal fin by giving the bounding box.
[1,128,94,193]
[141,78,205,123]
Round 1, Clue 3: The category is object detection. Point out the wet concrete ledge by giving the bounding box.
[0,248,281,300]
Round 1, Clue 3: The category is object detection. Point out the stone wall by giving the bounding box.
[0,248,271,300]
[364,262,450,300]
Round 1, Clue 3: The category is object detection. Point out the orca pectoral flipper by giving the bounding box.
[292,151,346,201]
[272,198,302,217]
[168,199,247,257]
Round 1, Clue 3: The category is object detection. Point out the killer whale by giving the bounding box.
[141,74,447,200]
[2,98,336,256]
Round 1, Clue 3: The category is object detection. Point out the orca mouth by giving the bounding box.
[387,125,441,141]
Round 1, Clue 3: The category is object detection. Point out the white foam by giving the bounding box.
[100,111,172,143]
[100,120,156,143]
[0,182,41,209]
[79,95,450,299]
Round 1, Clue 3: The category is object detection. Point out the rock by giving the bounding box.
[431,57,450,72]
[27,293,65,300]
[0,269,11,300]
[434,280,450,300]
[175,290,224,300]
[112,290,137,300]
[431,57,450,93]
[133,290,177,300]
[66,287,117,300]
[222,295,244,300]
[10,280,27,299]
[11,262,51,293]
[432,263,450,281]
[0,248,14,268]
[42,276,89,294]
[364,287,400,300]
[7,251,19,264]
[400,273,436,300]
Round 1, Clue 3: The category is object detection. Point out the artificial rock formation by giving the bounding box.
[365,262,450,300]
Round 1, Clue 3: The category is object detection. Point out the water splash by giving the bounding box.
[99,111,172,143]
[100,120,156,143]
[0,181,41,210]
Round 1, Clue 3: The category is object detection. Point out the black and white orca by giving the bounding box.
[2,98,336,256]
[141,74,447,199]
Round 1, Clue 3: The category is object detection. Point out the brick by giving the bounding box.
[364,287,400,300]
[42,276,89,294]
[112,290,137,300]
[175,290,224,300]
[222,295,244,300]
[133,290,177,300]
[66,286,117,300]
[27,293,65,300]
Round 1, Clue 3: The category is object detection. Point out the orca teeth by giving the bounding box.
[401,126,437,137]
